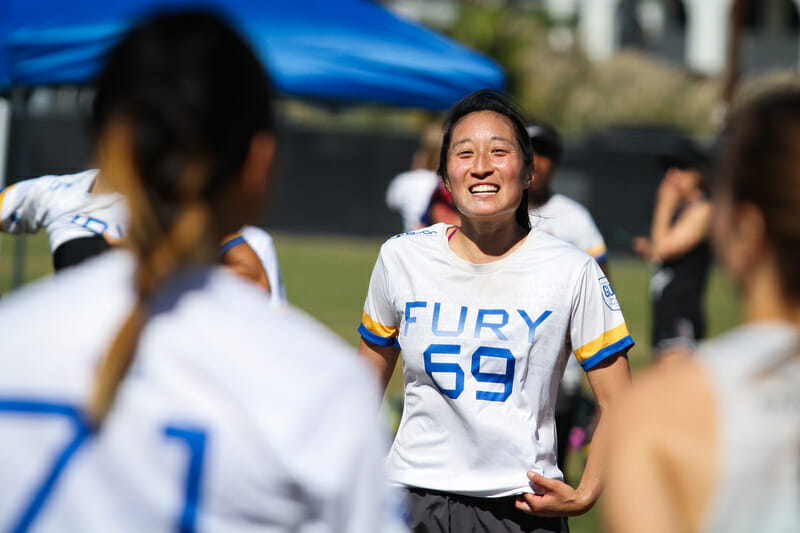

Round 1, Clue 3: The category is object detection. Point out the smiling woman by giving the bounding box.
[444,109,528,241]
[357,89,634,533]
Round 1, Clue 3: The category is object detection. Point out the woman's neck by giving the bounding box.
[743,259,800,328]
[90,171,115,195]
[448,216,528,264]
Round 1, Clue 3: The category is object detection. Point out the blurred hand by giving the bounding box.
[632,236,651,259]
[514,471,592,517]
[656,169,683,208]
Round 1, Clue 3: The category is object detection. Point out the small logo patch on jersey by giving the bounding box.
[599,277,620,311]
[391,228,438,239]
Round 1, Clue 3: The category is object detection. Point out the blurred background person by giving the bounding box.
[633,140,712,358]
[0,169,125,271]
[419,180,460,227]
[606,88,800,533]
[525,120,609,481]
[385,122,441,232]
[0,10,402,532]
[220,225,287,306]
[526,121,608,273]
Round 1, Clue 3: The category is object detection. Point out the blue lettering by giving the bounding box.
[404,301,427,335]
[517,310,552,343]
[70,215,109,235]
[432,303,467,337]
[424,344,464,399]
[473,309,509,340]
[472,347,515,401]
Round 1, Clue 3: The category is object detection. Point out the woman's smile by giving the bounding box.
[446,110,528,221]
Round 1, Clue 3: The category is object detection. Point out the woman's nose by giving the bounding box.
[471,150,492,178]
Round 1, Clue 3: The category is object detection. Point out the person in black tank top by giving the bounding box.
[633,140,712,358]
[650,207,712,352]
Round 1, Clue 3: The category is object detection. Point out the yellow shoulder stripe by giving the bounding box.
[361,310,398,339]
[574,322,630,362]
[221,231,244,247]
[585,244,607,259]
[0,184,14,232]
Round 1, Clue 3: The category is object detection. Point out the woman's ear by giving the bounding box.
[724,202,768,281]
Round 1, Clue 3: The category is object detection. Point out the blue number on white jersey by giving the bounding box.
[0,397,207,533]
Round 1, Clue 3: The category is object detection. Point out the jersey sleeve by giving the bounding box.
[358,251,400,348]
[573,208,607,262]
[241,226,288,307]
[0,177,50,234]
[219,231,246,255]
[569,260,634,370]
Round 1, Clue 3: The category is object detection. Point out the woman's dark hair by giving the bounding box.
[88,10,275,426]
[437,89,533,231]
[92,9,273,218]
[720,88,800,301]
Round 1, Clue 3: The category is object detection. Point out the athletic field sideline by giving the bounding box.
[0,231,740,533]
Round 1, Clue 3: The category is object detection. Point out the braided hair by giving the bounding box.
[87,10,274,426]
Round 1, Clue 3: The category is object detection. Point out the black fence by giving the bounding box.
[4,114,699,253]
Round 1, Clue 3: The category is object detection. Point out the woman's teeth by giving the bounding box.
[470,184,498,194]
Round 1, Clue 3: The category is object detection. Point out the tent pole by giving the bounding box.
[10,88,31,290]
[0,95,9,284]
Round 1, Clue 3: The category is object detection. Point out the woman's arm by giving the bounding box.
[649,200,711,262]
[648,172,711,262]
[516,353,631,517]
[358,338,401,394]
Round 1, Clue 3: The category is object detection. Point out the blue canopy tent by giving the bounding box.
[0,1,504,286]
[0,0,504,108]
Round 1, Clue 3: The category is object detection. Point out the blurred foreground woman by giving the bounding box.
[605,89,800,533]
[0,11,402,532]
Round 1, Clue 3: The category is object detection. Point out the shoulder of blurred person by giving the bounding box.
[605,351,714,533]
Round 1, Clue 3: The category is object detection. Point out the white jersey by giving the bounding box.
[359,224,633,497]
[528,193,607,261]
[0,251,406,533]
[698,322,800,533]
[0,169,126,252]
[385,169,439,232]
[222,226,287,307]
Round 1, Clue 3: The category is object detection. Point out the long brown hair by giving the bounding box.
[87,10,274,426]
[720,89,800,302]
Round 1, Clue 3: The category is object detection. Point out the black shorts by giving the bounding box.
[406,487,569,533]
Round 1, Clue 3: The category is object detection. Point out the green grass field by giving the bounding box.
[0,231,741,533]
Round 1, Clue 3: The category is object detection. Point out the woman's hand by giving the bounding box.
[655,170,683,209]
[514,471,592,517]
[631,236,652,260]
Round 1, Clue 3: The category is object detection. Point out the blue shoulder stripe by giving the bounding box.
[358,323,400,348]
[580,335,634,371]
[219,235,246,256]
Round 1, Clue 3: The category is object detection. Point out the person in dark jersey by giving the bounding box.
[633,141,712,358]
